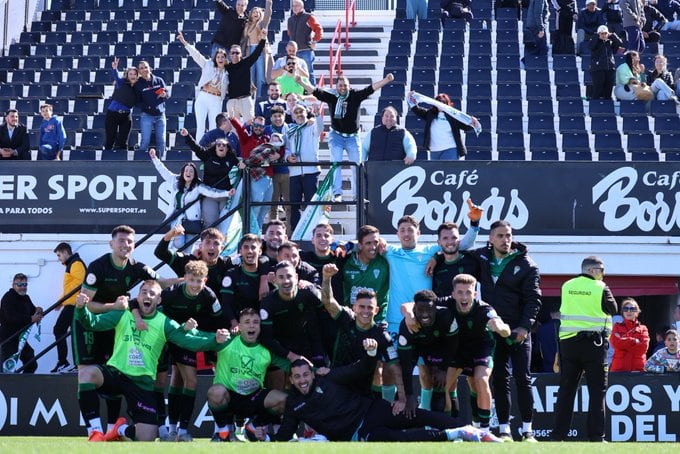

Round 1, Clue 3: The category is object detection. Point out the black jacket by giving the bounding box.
[410,104,472,157]
[0,289,36,339]
[185,133,238,190]
[0,123,31,160]
[589,33,624,71]
[212,0,247,48]
[471,242,542,331]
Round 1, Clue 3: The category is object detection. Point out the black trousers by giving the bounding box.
[359,398,464,441]
[53,305,74,363]
[104,110,132,150]
[590,69,615,100]
[491,332,533,425]
[552,335,608,441]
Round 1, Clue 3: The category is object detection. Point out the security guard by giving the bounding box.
[551,256,617,442]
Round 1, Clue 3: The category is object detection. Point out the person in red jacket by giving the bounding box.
[609,298,649,372]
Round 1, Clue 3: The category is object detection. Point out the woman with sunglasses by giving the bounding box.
[176,31,230,144]
[179,128,240,228]
[149,146,235,248]
[610,298,649,372]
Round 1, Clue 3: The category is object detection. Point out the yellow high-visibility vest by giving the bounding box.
[559,276,612,340]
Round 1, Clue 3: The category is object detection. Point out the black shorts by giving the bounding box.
[168,344,197,367]
[98,365,158,425]
[451,343,494,376]
[227,388,271,417]
[72,320,114,366]
[156,344,170,374]
[418,347,450,372]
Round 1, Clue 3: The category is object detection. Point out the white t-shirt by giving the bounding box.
[428,112,456,152]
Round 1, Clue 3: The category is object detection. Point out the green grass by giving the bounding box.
[0,438,661,454]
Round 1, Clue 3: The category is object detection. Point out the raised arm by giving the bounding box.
[320,264,342,318]
[371,73,395,91]
[177,31,209,69]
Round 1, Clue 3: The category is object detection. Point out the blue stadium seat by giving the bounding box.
[659,134,680,152]
[555,70,579,85]
[621,116,650,133]
[172,0,194,8]
[415,41,438,56]
[525,69,550,85]
[464,131,492,151]
[626,132,656,153]
[559,116,586,133]
[467,55,492,69]
[62,114,87,131]
[411,69,436,84]
[498,149,525,160]
[497,116,525,133]
[562,132,590,152]
[552,55,577,70]
[50,56,74,69]
[389,69,408,84]
[94,69,113,84]
[525,83,552,100]
[564,151,593,160]
[69,32,93,44]
[650,100,678,116]
[140,42,164,56]
[630,151,659,161]
[556,84,582,99]
[22,56,46,70]
[170,82,195,99]
[496,83,522,100]
[98,0,121,9]
[393,19,416,30]
[380,84,405,100]
[388,41,410,55]
[531,150,559,160]
[19,31,41,44]
[438,69,464,85]
[0,85,23,97]
[497,132,525,151]
[465,150,492,160]
[418,19,441,30]
[466,83,492,99]
[12,69,36,83]
[385,55,409,69]
[91,115,107,130]
[589,100,616,116]
[411,55,435,70]
[79,130,105,149]
[496,68,521,84]
[468,42,492,55]
[594,133,623,152]
[182,19,206,32]
[68,149,97,160]
[35,44,58,57]
[138,9,161,21]
[55,84,81,99]
[0,56,19,69]
[441,29,465,43]
[466,99,492,116]
[121,31,144,43]
[165,149,194,161]
[497,99,523,115]
[527,115,555,133]
[73,99,100,114]
[655,116,680,134]
[527,100,554,115]
[8,44,30,56]
[81,21,104,33]
[78,56,103,69]
[468,28,491,42]
[165,99,188,116]
[496,7,518,19]
[89,10,112,21]
[14,99,40,115]
[619,100,648,117]
[87,43,110,57]
[55,21,78,32]
[101,149,130,160]
[60,44,85,57]
[530,133,558,152]
[496,55,521,69]
[523,55,549,68]
[27,85,52,98]
[410,83,435,97]
[496,30,519,43]
[115,43,138,56]
[597,151,626,160]
[558,99,584,116]
[591,115,619,133]
[67,70,91,83]
[437,83,462,99]
[496,42,520,56]
[417,29,439,43]
[466,69,492,84]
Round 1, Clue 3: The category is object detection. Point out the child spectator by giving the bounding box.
[38,104,66,160]
[644,329,680,373]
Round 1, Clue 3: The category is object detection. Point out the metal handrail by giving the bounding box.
[328,19,344,87]
[345,0,357,49]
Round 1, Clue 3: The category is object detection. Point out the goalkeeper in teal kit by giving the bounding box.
[75,280,231,442]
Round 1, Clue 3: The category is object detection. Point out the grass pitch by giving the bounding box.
[0,438,659,454]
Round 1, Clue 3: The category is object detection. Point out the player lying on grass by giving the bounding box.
[75,280,230,442]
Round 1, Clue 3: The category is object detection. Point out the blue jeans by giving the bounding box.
[250,44,266,99]
[328,130,361,198]
[429,147,459,160]
[406,0,428,20]
[289,172,319,230]
[38,144,59,160]
[297,49,316,86]
[250,176,273,233]
[139,112,166,156]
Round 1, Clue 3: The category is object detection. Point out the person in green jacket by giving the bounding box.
[75,280,230,442]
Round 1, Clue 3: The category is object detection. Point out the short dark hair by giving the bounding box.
[581,256,604,273]
[13,273,28,282]
[355,289,377,301]
[274,260,295,272]
[200,227,225,243]
[5,108,18,116]
[270,105,285,117]
[269,81,281,88]
[216,112,229,127]
[397,215,419,230]
[290,358,313,370]
[238,233,261,250]
[489,220,512,232]
[437,222,459,237]
[665,329,678,340]
[111,225,135,237]
[357,224,379,243]
[277,241,299,253]
[263,219,286,234]
[53,242,73,254]
[414,289,437,305]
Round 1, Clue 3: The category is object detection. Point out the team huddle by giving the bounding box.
[73,201,541,443]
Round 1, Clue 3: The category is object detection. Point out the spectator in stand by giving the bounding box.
[441,0,473,22]
[176,32,229,144]
[622,0,646,53]
[199,112,241,157]
[284,103,323,230]
[211,0,249,58]
[407,0,429,20]
[0,109,30,160]
[652,325,671,352]
[0,273,43,373]
[642,2,668,54]
[552,0,577,55]
[362,106,416,165]
[524,0,550,57]
[243,0,272,99]
[655,0,680,30]
[610,298,650,372]
[265,106,291,231]
[647,54,680,101]
[225,30,267,122]
[577,0,606,56]
[287,0,323,85]
[135,60,168,157]
[256,82,286,124]
[271,41,310,81]
[615,50,654,100]
[589,25,625,100]
[276,57,311,96]
[179,128,240,228]
[38,104,66,160]
[104,58,138,152]
[644,329,679,373]
[603,0,626,41]
[407,92,476,160]
[284,92,301,123]
[149,147,235,246]
[51,242,86,374]
[297,74,395,202]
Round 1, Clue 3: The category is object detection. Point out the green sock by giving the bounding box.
[381,384,397,402]
[419,388,433,410]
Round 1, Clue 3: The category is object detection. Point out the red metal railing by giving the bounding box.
[345,0,356,49]
[326,0,357,88]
